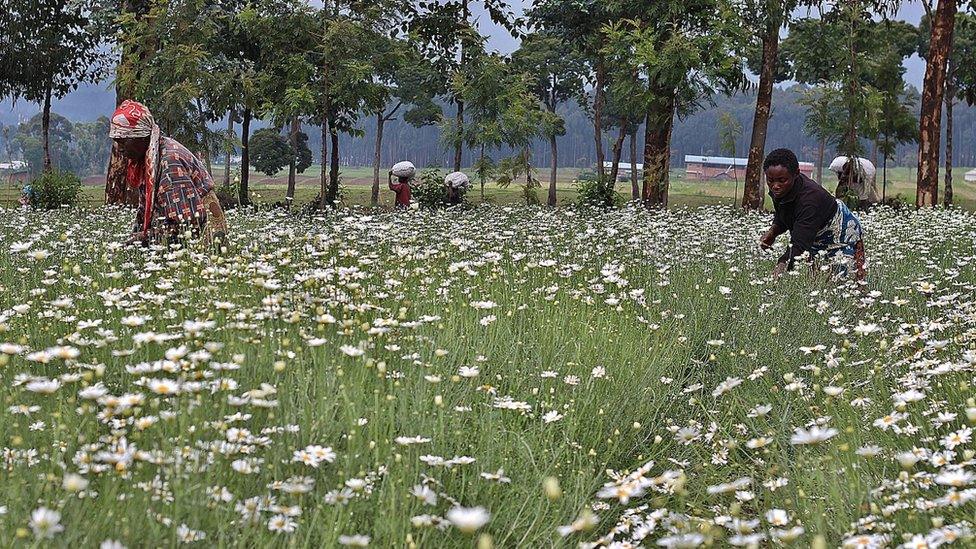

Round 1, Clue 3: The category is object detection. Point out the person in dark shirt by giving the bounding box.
[758,149,866,280]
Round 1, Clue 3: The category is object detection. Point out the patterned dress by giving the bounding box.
[134,137,227,244]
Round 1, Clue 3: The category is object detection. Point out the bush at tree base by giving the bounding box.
[29,171,82,210]
[216,174,240,211]
[575,176,622,208]
[413,168,468,209]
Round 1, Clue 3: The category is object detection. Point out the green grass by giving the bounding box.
[0,201,974,546]
[10,164,976,210]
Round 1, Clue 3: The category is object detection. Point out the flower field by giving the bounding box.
[2,204,976,548]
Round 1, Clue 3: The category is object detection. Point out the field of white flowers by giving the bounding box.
[1,204,975,548]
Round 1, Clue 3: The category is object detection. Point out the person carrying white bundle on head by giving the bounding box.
[444,171,469,206]
[389,161,415,209]
[828,156,878,207]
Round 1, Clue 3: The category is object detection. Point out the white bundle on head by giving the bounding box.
[829,156,876,179]
[445,171,470,189]
[391,161,416,179]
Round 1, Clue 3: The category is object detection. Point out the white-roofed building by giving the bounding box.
[684,155,813,181]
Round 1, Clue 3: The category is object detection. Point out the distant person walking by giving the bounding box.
[389,161,415,209]
[109,100,227,247]
[758,149,866,280]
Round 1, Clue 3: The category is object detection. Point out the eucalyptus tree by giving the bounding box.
[411,0,518,172]
[917,0,960,206]
[602,0,746,208]
[0,0,109,172]
[919,11,976,206]
[511,31,586,206]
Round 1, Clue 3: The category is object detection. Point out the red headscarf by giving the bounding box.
[109,100,161,232]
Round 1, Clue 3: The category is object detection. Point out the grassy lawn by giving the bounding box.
[8,165,974,210]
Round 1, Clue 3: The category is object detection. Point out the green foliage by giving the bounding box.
[0,0,109,103]
[496,150,542,205]
[411,168,467,208]
[782,4,918,159]
[601,2,747,118]
[249,128,293,177]
[575,175,622,208]
[11,112,110,177]
[717,111,742,158]
[450,54,548,187]
[797,85,846,150]
[294,131,312,174]
[412,169,442,208]
[472,154,496,192]
[28,170,81,210]
[217,172,240,205]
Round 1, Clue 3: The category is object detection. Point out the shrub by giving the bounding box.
[413,168,468,209]
[575,176,622,208]
[216,174,240,211]
[29,170,81,210]
[877,193,911,211]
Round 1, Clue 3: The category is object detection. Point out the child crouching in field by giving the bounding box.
[758,148,866,281]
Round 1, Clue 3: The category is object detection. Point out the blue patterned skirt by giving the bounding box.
[810,199,866,279]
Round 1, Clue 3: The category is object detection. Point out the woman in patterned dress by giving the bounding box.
[109,99,228,248]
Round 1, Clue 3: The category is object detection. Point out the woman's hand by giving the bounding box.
[758,230,777,251]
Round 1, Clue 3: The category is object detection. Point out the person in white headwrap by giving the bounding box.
[828,156,879,205]
[444,171,469,206]
[109,99,227,247]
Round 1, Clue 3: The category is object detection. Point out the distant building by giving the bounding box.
[601,162,643,180]
[684,155,814,181]
[965,169,976,183]
[0,160,30,185]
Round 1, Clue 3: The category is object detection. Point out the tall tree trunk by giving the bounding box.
[453,0,469,173]
[608,125,626,190]
[373,113,384,207]
[817,138,825,185]
[479,142,486,201]
[319,120,328,209]
[593,60,607,181]
[642,94,676,208]
[882,150,888,202]
[944,90,954,207]
[453,101,464,172]
[42,85,52,172]
[239,108,252,207]
[629,129,639,200]
[547,133,558,207]
[286,117,300,206]
[917,0,957,207]
[195,98,212,173]
[224,110,233,188]
[742,14,780,210]
[327,121,339,205]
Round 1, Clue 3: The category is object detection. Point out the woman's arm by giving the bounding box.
[759,223,786,250]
